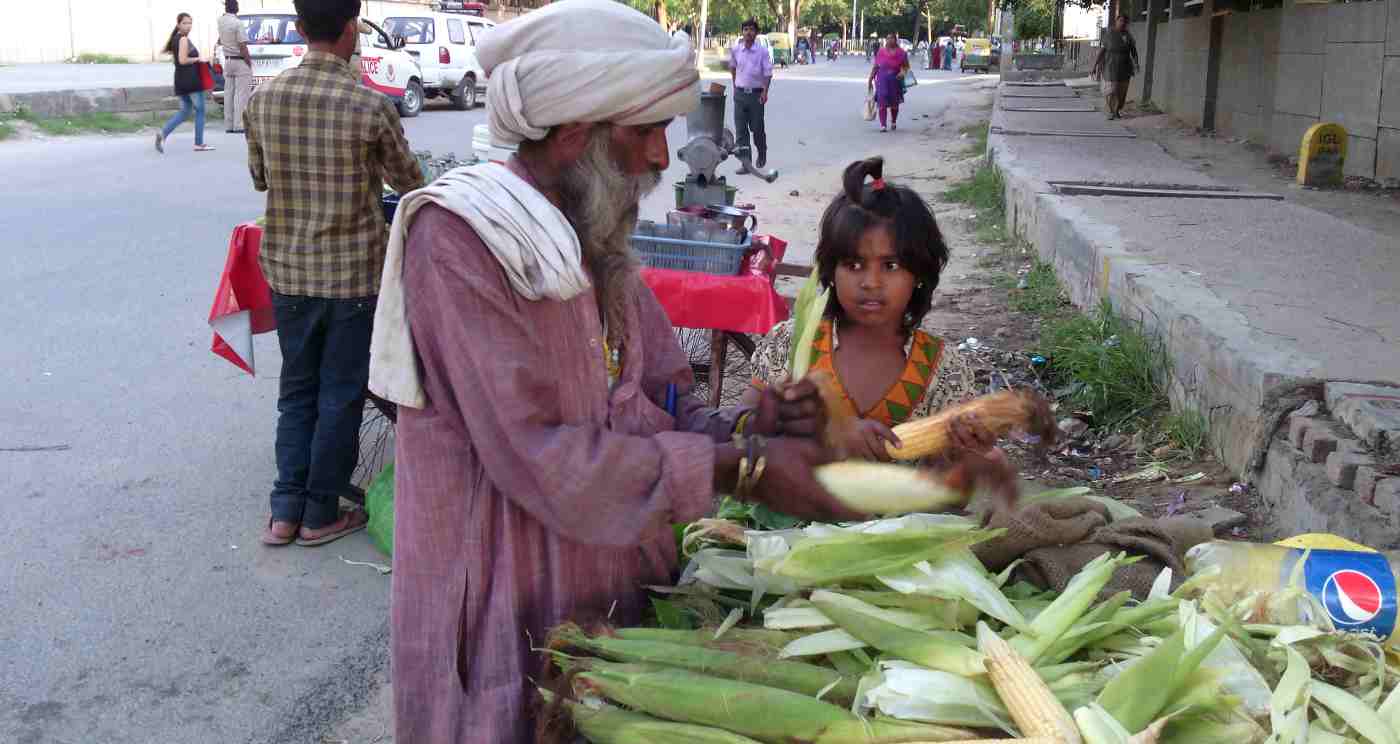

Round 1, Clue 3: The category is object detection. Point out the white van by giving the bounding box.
[382,1,494,110]
[226,13,427,117]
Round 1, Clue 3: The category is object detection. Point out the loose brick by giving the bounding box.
[1302,426,1342,463]
[1375,478,1400,514]
[1356,465,1382,504]
[1288,415,1317,449]
[1327,449,1376,489]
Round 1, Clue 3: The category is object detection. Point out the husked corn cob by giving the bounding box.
[977,623,1083,744]
[885,390,1056,461]
[814,461,969,515]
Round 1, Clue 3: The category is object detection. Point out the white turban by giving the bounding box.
[477,0,700,145]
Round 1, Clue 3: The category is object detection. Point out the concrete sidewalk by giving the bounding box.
[989,80,1400,545]
[0,63,185,119]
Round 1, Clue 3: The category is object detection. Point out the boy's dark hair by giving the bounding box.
[741,18,759,32]
[294,0,361,43]
[815,157,950,331]
[226,0,240,13]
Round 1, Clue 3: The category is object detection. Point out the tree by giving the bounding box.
[1012,0,1054,38]
[621,0,699,33]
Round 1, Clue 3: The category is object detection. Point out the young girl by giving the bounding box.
[746,157,984,462]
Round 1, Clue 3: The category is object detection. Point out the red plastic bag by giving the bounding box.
[198,62,215,92]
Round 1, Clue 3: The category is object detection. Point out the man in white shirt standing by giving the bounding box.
[728,18,774,171]
[218,0,253,134]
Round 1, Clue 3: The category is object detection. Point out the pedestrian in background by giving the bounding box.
[729,18,773,170]
[868,31,908,133]
[943,37,955,70]
[1093,14,1139,120]
[245,0,424,547]
[219,0,253,135]
[156,12,215,153]
[809,29,821,65]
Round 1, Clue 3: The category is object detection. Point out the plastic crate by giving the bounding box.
[632,232,752,275]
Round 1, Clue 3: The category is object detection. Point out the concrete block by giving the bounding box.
[1391,0,1400,55]
[1328,0,1390,43]
[1358,465,1383,504]
[1329,383,1400,449]
[1194,505,1249,531]
[1376,478,1400,514]
[1323,42,1385,140]
[1274,53,1324,118]
[1303,425,1344,462]
[1290,414,1321,448]
[1380,128,1400,181]
[1281,4,1330,54]
[1327,448,1377,489]
[1383,58,1400,129]
[1260,437,1400,547]
[1272,111,1322,153]
[1344,134,1379,179]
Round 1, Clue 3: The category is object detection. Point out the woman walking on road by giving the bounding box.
[1093,14,1140,119]
[868,32,909,133]
[156,12,215,153]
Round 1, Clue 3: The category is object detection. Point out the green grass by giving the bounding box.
[71,53,131,64]
[1008,260,1064,316]
[0,120,15,141]
[1035,298,1169,428]
[7,107,157,136]
[1164,410,1209,456]
[960,122,990,155]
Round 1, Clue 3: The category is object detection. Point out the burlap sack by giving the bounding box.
[972,499,1215,600]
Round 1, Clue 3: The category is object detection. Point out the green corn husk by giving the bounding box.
[566,659,973,744]
[1095,623,1225,734]
[767,523,993,587]
[545,691,765,744]
[811,591,986,676]
[788,268,828,378]
[1043,599,1178,665]
[1011,552,1137,663]
[551,624,860,704]
[613,626,794,652]
[568,660,851,742]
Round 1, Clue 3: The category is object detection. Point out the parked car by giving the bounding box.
[382,0,494,110]
[214,13,426,117]
[960,37,993,73]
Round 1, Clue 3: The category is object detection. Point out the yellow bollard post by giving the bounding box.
[1297,122,1347,187]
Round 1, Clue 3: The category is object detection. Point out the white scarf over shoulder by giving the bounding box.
[369,0,700,409]
[368,163,587,408]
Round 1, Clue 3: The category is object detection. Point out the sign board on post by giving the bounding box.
[1298,122,1347,187]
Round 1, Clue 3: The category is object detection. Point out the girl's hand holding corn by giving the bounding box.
[840,418,902,462]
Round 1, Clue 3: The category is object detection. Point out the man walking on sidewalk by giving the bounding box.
[729,18,773,171]
[245,0,424,547]
[219,0,252,134]
[1093,14,1139,120]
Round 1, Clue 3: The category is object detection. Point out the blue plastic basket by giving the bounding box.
[632,233,752,275]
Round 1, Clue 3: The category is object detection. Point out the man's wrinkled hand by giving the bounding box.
[749,438,863,522]
[937,447,1020,514]
[748,377,827,439]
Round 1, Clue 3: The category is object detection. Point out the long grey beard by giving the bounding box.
[557,128,662,349]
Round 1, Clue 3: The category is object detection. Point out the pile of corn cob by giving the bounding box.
[543,512,1400,744]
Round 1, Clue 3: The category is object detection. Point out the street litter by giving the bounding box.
[1112,463,1170,484]
[339,555,391,575]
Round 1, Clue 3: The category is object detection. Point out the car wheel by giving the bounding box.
[451,75,477,111]
[398,79,424,118]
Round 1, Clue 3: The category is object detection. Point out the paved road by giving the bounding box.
[0,57,992,743]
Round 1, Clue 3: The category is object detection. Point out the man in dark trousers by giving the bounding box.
[729,18,773,171]
[244,0,425,547]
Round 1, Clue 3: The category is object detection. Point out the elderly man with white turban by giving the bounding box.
[370,1,856,739]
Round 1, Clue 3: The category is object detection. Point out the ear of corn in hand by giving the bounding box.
[885,389,1056,461]
[814,461,972,516]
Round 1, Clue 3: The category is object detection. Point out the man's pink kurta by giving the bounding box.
[390,202,735,742]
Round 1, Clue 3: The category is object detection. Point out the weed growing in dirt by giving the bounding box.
[1164,410,1209,456]
[12,108,155,136]
[1037,299,1168,428]
[945,160,1008,243]
[1009,261,1063,316]
[960,122,989,155]
[72,53,132,64]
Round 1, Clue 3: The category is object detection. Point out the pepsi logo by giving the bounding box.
[1322,569,1383,625]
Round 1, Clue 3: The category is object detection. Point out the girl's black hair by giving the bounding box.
[163,13,192,56]
[814,157,950,331]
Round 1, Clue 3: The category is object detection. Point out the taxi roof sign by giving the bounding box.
[435,1,487,14]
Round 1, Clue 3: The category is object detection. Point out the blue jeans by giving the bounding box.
[160,92,205,146]
[269,293,374,529]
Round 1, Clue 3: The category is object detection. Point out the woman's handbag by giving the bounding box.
[901,68,919,92]
[863,91,877,121]
[197,62,215,92]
